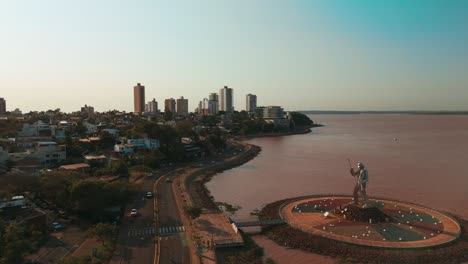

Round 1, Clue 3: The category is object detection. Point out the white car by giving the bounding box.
[130,209,138,217]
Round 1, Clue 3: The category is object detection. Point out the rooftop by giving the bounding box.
[84,155,106,160]
[59,163,90,170]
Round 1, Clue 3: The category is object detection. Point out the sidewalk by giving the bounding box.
[170,142,257,264]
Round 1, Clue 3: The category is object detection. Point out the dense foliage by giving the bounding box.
[289,111,314,126]
[0,220,46,264]
[38,171,135,221]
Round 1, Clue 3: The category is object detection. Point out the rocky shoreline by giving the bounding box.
[259,197,468,264]
[185,141,262,211]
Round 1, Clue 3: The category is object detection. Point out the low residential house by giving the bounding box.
[10,142,66,168]
[114,144,134,155]
[34,142,66,166]
[59,163,91,173]
[79,137,101,144]
[84,154,107,167]
[18,120,51,137]
[52,128,66,139]
[127,139,160,150]
[58,120,70,129]
[83,121,98,135]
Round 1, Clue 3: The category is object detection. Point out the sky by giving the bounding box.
[1,0,467,113]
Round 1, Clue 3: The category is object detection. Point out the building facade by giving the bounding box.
[255,106,284,119]
[246,94,257,113]
[164,98,176,113]
[0,98,6,115]
[146,98,158,115]
[133,83,145,113]
[219,86,233,113]
[80,105,94,114]
[33,142,67,166]
[127,138,160,150]
[208,93,219,115]
[176,96,189,116]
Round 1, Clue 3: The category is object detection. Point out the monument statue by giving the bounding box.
[350,162,369,207]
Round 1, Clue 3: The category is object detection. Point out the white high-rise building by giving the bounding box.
[219,86,233,113]
[146,98,158,115]
[246,94,257,113]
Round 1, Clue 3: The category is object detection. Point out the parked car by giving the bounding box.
[52,222,64,231]
[165,178,172,183]
[147,173,154,177]
[146,192,153,198]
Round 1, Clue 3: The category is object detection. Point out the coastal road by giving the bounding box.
[157,169,191,264]
[111,143,243,264]
[110,168,171,264]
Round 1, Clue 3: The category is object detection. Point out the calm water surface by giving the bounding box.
[207,114,468,220]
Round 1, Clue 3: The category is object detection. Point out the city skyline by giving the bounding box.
[1,1,468,112]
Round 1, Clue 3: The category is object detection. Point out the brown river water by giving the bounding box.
[207,114,468,263]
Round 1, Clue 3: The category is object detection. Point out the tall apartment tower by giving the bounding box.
[0,98,6,115]
[246,94,257,113]
[164,98,176,113]
[219,86,233,113]
[146,98,158,115]
[133,83,145,113]
[208,93,219,115]
[176,96,189,116]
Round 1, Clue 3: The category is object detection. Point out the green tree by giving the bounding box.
[87,223,115,246]
[110,160,128,176]
[98,131,116,150]
[289,112,314,126]
[164,110,173,121]
[183,205,202,219]
[176,120,195,138]
[0,223,32,264]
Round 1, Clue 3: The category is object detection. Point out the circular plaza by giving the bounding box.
[280,196,461,249]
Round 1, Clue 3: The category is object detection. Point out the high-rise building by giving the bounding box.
[0,98,5,115]
[81,104,94,114]
[208,93,219,115]
[209,93,218,102]
[146,98,158,115]
[164,98,176,113]
[176,96,189,116]
[246,94,257,113]
[219,86,233,113]
[133,83,145,113]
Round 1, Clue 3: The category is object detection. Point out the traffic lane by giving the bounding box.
[112,172,161,263]
[159,235,189,264]
[157,174,183,226]
[157,171,190,264]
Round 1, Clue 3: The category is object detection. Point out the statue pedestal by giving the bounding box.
[334,204,390,223]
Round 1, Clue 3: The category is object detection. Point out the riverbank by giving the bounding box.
[176,127,323,263]
[234,125,322,141]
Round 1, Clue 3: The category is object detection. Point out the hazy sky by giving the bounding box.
[1,0,467,112]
